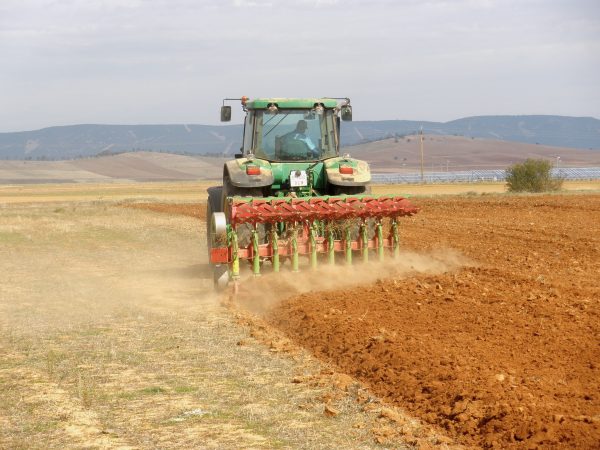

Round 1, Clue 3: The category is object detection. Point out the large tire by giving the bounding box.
[331,184,371,195]
[222,176,266,248]
[206,186,223,259]
[206,186,229,290]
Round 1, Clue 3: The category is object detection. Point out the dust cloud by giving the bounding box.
[233,249,474,314]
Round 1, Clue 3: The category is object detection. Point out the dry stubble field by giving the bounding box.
[1,181,599,449]
[1,182,456,450]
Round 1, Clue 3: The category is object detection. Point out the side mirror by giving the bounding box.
[220,106,231,122]
[341,105,352,121]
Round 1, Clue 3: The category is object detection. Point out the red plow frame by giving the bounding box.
[209,194,418,278]
[231,195,417,225]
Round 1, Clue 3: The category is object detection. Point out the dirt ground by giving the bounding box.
[116,191,600,448]
[1,184,599,449]
[257,194,599,449]
[0,191,453,450]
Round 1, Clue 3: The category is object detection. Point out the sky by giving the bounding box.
[1,0,599,132]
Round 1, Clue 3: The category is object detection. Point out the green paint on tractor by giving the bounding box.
[246,98,339,110]
[206,96,418,290]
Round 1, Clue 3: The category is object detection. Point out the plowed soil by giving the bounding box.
[129,193,599,449]
[260,194,600,449]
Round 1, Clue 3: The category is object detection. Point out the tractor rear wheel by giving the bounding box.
[222,176,266,248]
[331,184,372,195]
[206,186,229,289]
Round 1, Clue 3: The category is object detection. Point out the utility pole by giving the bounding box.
[419,126,424,183]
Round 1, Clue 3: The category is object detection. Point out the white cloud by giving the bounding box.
[0,0,598,130]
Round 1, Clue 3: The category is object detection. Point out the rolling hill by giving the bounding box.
[1,136,598,184]
[349,135,600,173]
[0,152,226,184]
[1,115,598,161]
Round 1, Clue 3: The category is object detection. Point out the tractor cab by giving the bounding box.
[221,98,352,162]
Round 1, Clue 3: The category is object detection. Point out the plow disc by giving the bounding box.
[208,194,418,284]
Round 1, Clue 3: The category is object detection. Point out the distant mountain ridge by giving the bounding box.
[0,124,243,160]
[1,115,598,160]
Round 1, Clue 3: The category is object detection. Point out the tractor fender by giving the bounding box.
[224,159,274,188]
[325,159,371,186]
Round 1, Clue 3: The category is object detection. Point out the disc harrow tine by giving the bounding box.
[391,218,400,258]
[252,226,260,276]
[345,225,352,265]
[361,221,369,263]
[327,224,335,265]
[309,221,318,270]
[291,225,299,272]
[377,221,384,262]
[270,226,279,272]
[231,228,240,280]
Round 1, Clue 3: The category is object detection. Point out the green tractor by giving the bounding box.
[207,97,417,289]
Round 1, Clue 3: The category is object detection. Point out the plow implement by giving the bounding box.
[208,194,418,287]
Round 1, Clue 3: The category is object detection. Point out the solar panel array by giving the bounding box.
[371,167,600,184]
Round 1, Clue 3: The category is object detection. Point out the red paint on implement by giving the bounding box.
[230,195,418,226]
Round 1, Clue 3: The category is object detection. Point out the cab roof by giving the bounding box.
[246,98,339,109]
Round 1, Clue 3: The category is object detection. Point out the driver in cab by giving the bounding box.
[283,120,319,158]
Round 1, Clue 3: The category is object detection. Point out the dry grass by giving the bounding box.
[0,187,448,449]
[371,180,600,196]
[0,181,215,204]
[1,179,598,206]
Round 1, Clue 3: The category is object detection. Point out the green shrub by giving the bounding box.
[505,159,563,192]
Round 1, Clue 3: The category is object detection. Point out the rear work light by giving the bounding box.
[246,165,261,175]
[339,165,354,174]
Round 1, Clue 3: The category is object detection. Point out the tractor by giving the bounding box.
[206,97,417,289]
